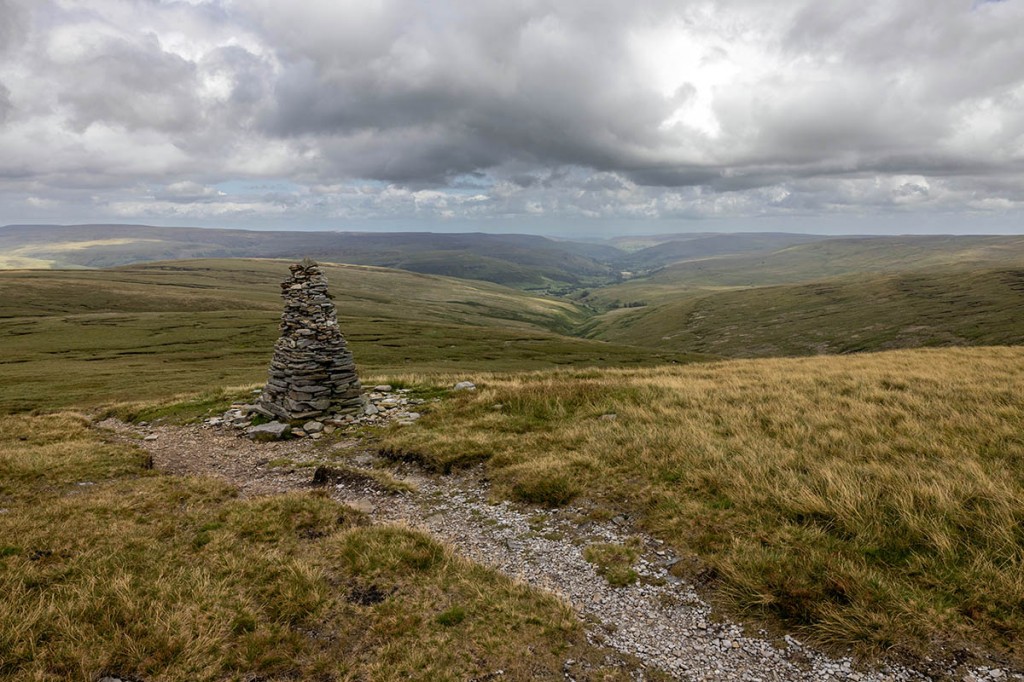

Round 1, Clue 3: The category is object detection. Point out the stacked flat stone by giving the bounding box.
[256,261,362,421]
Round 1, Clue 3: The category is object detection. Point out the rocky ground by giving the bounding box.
[97,391,1020,682]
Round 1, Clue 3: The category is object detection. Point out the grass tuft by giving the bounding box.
[0,414,629,681]
[584,543,639,587]
[379,347,1024,664]
[436,606,467,627]
[508,459,582,506]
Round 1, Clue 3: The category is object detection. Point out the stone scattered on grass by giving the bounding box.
[453,381,476,391]
[245,421,291,441]
[210,386,431,439]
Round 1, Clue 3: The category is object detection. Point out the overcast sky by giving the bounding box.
[0,0,1022,236]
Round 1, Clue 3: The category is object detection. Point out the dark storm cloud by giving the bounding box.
[242,0,1024,192]
[257,1,674,183]
[0,0,1023,227]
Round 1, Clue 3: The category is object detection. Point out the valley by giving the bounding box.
[2,226,1023,680]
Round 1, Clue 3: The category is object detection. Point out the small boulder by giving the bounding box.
[303,420,324,434]
[453,381,476,391]
[363,404,380,416]
[245,421,291,441]
[373,384,393,392]
[599,413,617,422]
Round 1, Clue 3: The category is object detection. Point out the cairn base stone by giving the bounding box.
[257,261,362,421]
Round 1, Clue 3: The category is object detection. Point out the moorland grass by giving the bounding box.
[0,413,629,681]
[0,260,705,412]
[582,267,1024,358]
[583,542,640,587]
[585,234,1024,307]
[378,347,1024,665]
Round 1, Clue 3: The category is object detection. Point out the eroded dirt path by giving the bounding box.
[98,420,1017,682]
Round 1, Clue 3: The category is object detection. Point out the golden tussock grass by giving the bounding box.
[379,346,1024,664]
[0,413,626,681]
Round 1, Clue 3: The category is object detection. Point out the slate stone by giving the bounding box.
[256,261,363,421]
[245,421,291,441]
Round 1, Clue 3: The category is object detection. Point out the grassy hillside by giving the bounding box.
[582,267,1024,357]
[0,225,621,290]
[613,233,827,274]
[4,250,1024,673]
[0,258,659,681]
[379,347,1024,665]
[0,414,629,682]
[589,234,1024,307]
[605,232,720,252]
[0,259,703,412]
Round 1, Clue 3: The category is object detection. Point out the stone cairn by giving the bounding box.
[255,260,362,421]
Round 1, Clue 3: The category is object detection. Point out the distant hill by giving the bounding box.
[612,233,828,273]
[587,234,1024,307]
[582,267,1024,357]
[0,258,707,411]
[0,224,622,290]
[618,234,1024,287]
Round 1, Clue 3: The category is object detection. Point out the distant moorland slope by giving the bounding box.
[0,259,704,412]
[583,267,1024,357]
[589,234,1024,306]
[9,224,1021,292]
[4,225,1024,364]
[0,224,621,289]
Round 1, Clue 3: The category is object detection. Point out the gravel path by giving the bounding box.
[100,419,1019,682]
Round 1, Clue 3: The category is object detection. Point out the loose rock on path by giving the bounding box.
[98,418,1020,682]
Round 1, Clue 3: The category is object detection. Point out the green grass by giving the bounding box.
[5,251,1024,673]
[584,543,640,587]
[0,259,707,413]
[583,267,1024,358]
[0,225,621,289]
[587,235,1024,306]
[0,412,629,681]
[378,347,1024,666]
